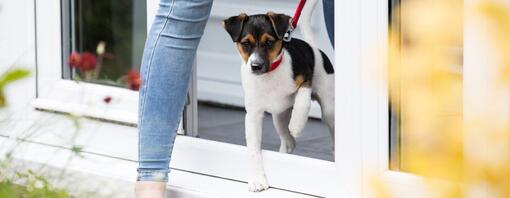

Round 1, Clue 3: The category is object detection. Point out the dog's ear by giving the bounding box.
[222,13,248,42]
[266,12,292,40]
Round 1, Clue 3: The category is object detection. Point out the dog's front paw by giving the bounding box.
[279,137,296,153]
[248,177,269,192]
[289,123,304,138]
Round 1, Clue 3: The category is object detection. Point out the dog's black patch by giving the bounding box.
[241,15,276,40]
[320,50,334,74]
[283,38,315,84]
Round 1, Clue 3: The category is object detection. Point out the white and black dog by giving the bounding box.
[222,0,334,192]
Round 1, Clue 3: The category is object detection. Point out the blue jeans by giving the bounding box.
[323,0,334,47]
[137,0,213,182]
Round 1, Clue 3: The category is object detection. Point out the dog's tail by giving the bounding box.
[297,0,318,46]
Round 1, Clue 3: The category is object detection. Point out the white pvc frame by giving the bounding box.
[334,0,443,197]
[335,0,494,197]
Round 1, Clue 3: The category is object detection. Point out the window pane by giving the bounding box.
[63,1,146,90]
[389,0,463,174]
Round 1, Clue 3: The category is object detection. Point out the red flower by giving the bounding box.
[79,52,97,71]
[68,52,97,72]
[68,52,82,68]
[126,70,141,91]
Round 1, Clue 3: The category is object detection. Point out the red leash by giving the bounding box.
[284,0,307,42]
[270,0,307,72]
[292,0,307,29]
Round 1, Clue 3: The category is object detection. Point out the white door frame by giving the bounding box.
[334,0,453,196]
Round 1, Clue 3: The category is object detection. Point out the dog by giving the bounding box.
[222,0,334,192]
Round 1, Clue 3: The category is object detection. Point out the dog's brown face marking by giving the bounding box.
[236,33,282,65]
[261,33,283,65]
[237,34,256,63]
[223,12,291,74]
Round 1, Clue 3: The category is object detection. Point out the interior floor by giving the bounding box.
[197,102,334,161]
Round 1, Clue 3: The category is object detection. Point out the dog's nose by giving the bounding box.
[251,62,264,71]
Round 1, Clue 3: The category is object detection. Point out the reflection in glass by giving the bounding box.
[388,0,463,172]
[63,1,146,90]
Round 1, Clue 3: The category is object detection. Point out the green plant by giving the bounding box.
[0,68,30,108]
[0,68,100,197]
[0,169,70,198]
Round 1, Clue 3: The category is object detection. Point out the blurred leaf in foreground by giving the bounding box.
[0,68,30,108]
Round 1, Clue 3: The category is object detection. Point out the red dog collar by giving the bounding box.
[269,51,284,72]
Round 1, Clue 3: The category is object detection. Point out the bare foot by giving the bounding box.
[135,181,166,198]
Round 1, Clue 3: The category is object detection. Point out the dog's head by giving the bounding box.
[222,12,292,75]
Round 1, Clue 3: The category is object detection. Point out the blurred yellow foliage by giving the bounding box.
[378,0,510,197]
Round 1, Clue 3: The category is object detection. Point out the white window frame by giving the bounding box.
[335,0,461,197]
[337,0,495,197]
[334,0,393,196]
[32,1,139,124]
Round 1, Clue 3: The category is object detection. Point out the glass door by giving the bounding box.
[182,0,336,161]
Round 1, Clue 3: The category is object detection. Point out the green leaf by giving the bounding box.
[0,69,30,88]
[0,69,30,108]
[0,92,5,108]
[71,145,85,158]
[65,114,81,129]
[71,145,83,154]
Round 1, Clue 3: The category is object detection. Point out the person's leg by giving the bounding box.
[323,0,334,47]
[136,0,213,197]
[135,181,166,198]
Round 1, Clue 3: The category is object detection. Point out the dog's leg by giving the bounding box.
[323,106,335,150]
[318,94,336,151]
[245,110,269,192]
[272,108,296,153]
[289,87,312,138]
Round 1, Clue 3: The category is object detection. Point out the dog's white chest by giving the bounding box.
[241,57,297,114]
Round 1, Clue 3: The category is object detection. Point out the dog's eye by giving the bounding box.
[266,40,274,47]
[241,42,250,48]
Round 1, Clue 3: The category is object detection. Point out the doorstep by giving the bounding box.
[0,108,321,198]
[0,136,319,198]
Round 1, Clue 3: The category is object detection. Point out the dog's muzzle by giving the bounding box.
[248,53,266,72]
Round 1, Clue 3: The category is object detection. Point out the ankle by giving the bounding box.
[135,181,166,198]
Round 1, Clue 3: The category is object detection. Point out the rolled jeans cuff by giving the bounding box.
[136,169,169,182]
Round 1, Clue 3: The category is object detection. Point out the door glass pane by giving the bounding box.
[389,0,463,175]
[62,0,147,90]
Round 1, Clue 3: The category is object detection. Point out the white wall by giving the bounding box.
[0,0,36,112]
